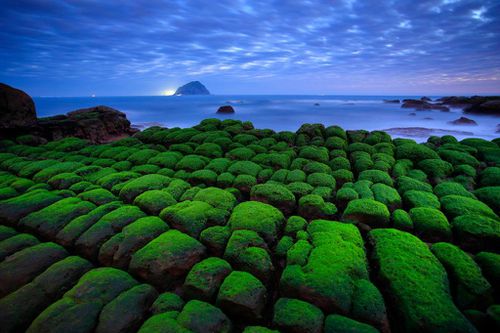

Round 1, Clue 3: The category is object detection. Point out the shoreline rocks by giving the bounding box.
[401,99,450,112]
[0,83,37,128]
[383,99,400,104]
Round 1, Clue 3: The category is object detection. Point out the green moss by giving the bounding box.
[150,292,185,314]
[418,158,453,179]
[226,147,256,161]
[217,172,235,188]
[147,151,182,168]
[119,174,171,202]
[200,226,231,256]
[176,300,232,333]
[433,181,475,199]
[92,158,116,167]
[19,197,96,239]
[474,252,500,291]
[431,242,492,309]
[205,158,231,174]
[342,199,390,227]
[250,183,296,215]
[133,190,177,215]
[98,216,169,269]
[396,175,433,194]
[273,298,324,333]
[216,270,267,320]
[395,143,439,162]
[286,169,306,183]
[306,172,336,188]
[269,169,288,183]
[32,162,84,182]
[184,257,232,301]
[358,170,393,186]
[441,195,497,219]
[47,172,83,190]
[126,149,159,165]
[194,143,223,158]
[479,167,500,187]
[129,230,206,289]
[192,187,237,211]
[188,169,218,186]
[392,209,413,231]
[77,188,117,205]
[303,161,332,174]
[233,174,257,193]
[161,200,226,238]
[473,186,500,212]
[0,233,39,261]
[439,149,480,167]
[298,194,337,220]
[164,179,191,200]
[371,183,401,211]
[324,314,379,333]
[452,214,500,252]
[276,236,294,258]
[409,207,451,242]
[299,146,329,163]
[329,157,350,171]
[286,239,312,266]
[368,229,476,333]
[403,190,440,209]
[228,161,262,177]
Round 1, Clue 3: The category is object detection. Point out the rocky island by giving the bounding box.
[174,81,210,96]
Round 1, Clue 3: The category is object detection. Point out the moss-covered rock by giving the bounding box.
[431,242,493,309]
[342,199,390,227]
[297,194,337,220]
[403,190,440,209]
[391,209,413,231]
[250,183,296,215]
[273,298,324,333]
[479,167,500,187]
[452,214,500,252]
[358,170,393,186]
[95,284,158,333]
[150,292,185,314]
[371,183,401,211]
[193,187,237,212]
[129,230,206,289]
[433,181,475,199]
[439,149,480,167]
[119,174,171,202]
[409,207,451,242]
[177,300,232,333]
[183,257,232,302]
[474,252,500,297]
[98,216,169,269]
[473,186,500,212]
[133,190,177,215]
[395,143,439,162]
[324,315,379,333]
[368,229,476,333]
[228,201,284,243]
[77,188,117,205]
[47,172,83,190]
[306,172,336,188]
[396,176,433,194]
[441,195,498,219]
[418,158,453,179]
[216,270,267,321]
[0,233,40,261]
[0,242,68,298]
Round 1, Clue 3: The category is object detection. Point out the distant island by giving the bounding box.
[174,81,210,95]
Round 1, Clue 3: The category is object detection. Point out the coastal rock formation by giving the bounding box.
[465,100,500,115]
[216,105,235,114]
[401,99,450,112]
[0,83,37,128]
[174,81,210,95]
[449,117,478,126]
[383,99,400,103]
[38,106,137,143]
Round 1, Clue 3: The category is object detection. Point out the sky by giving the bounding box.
[1,0,499,96]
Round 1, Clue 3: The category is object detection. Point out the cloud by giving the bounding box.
[0,0,499,95]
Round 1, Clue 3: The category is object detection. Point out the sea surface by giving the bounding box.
[33,95,500,141]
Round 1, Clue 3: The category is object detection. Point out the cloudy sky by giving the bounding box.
[1,0,499,96]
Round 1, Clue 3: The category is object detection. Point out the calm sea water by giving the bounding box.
[33,95,499,141]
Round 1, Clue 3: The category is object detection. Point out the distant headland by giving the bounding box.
[174,81,210,96]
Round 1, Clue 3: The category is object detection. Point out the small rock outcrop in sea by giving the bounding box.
[449,117,478,126]
[465,100,500,115]
[174,81,210,95]
[437,96,500,115]
[216,105,235,114]
[0,83,37,128]
[383,99,400,104]
[401,99,450,112]
[421,96,432,102]
[314,103,320,106]
[408,112,416,116]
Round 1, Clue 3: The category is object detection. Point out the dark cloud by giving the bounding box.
[0,0,499,95]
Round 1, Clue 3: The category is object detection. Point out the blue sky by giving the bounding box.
[1,0,499,96]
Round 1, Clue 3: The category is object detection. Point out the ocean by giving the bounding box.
[33,95,499,141]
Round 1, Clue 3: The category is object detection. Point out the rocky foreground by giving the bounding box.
[0,118,499,333]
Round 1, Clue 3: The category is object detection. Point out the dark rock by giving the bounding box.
[174,81,210,95]
[449,117,478,126]
[496,124,500,133]
[383,99,400,104]
[0,83,37,128]
[401,99,450,112]
[409,113,416,116]
[465,100,500,115]
[314,103,320,106]
[423,117,434,120]
[217,105,235,114]
[421,96,432,102]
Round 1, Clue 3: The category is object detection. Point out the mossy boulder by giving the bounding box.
[250,183,296,215]
[193,187,237,212]
[98,216,169,269]
[440,195,498,219]
[418,158,453,179]
[452,214,500,252]
[200,226,231,256]
[272,298,324,333]
[297,194,337,220]
[119,174,171,202]
[133,190,177,215]
[306,172,336,188]
[77,188,117,205]
[47,172,83,189]
[396,176,433,194]
[403,190,440,209]
[228,161,262,177]
[431,242,493,309]
[358,170,393,186]
[150,292,185,314]
[74,205,146,260]
[216,271,267,321]
[183,257,232,302]
[0,233,40,261]
[395,143,439,162]
[479,167,500,187]
[228,201,285,243]
[324,314,379,333]
[433,181,475,199]
[392,209,413,231]
[368,229,476,333]
[342,199,390,227]
[371,183,401,211]
[409,207,451,242]
[129,230,206,289]
[473,186,500,212]
[176,300,232,333]
[27,267,138,333]
[95,284,158,333]
[475,252,500,296]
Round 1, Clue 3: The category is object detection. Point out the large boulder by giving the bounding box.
[0,83,37,128]
[174,81,210,95]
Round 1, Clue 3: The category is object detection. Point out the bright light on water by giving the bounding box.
[161,89,176,96]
